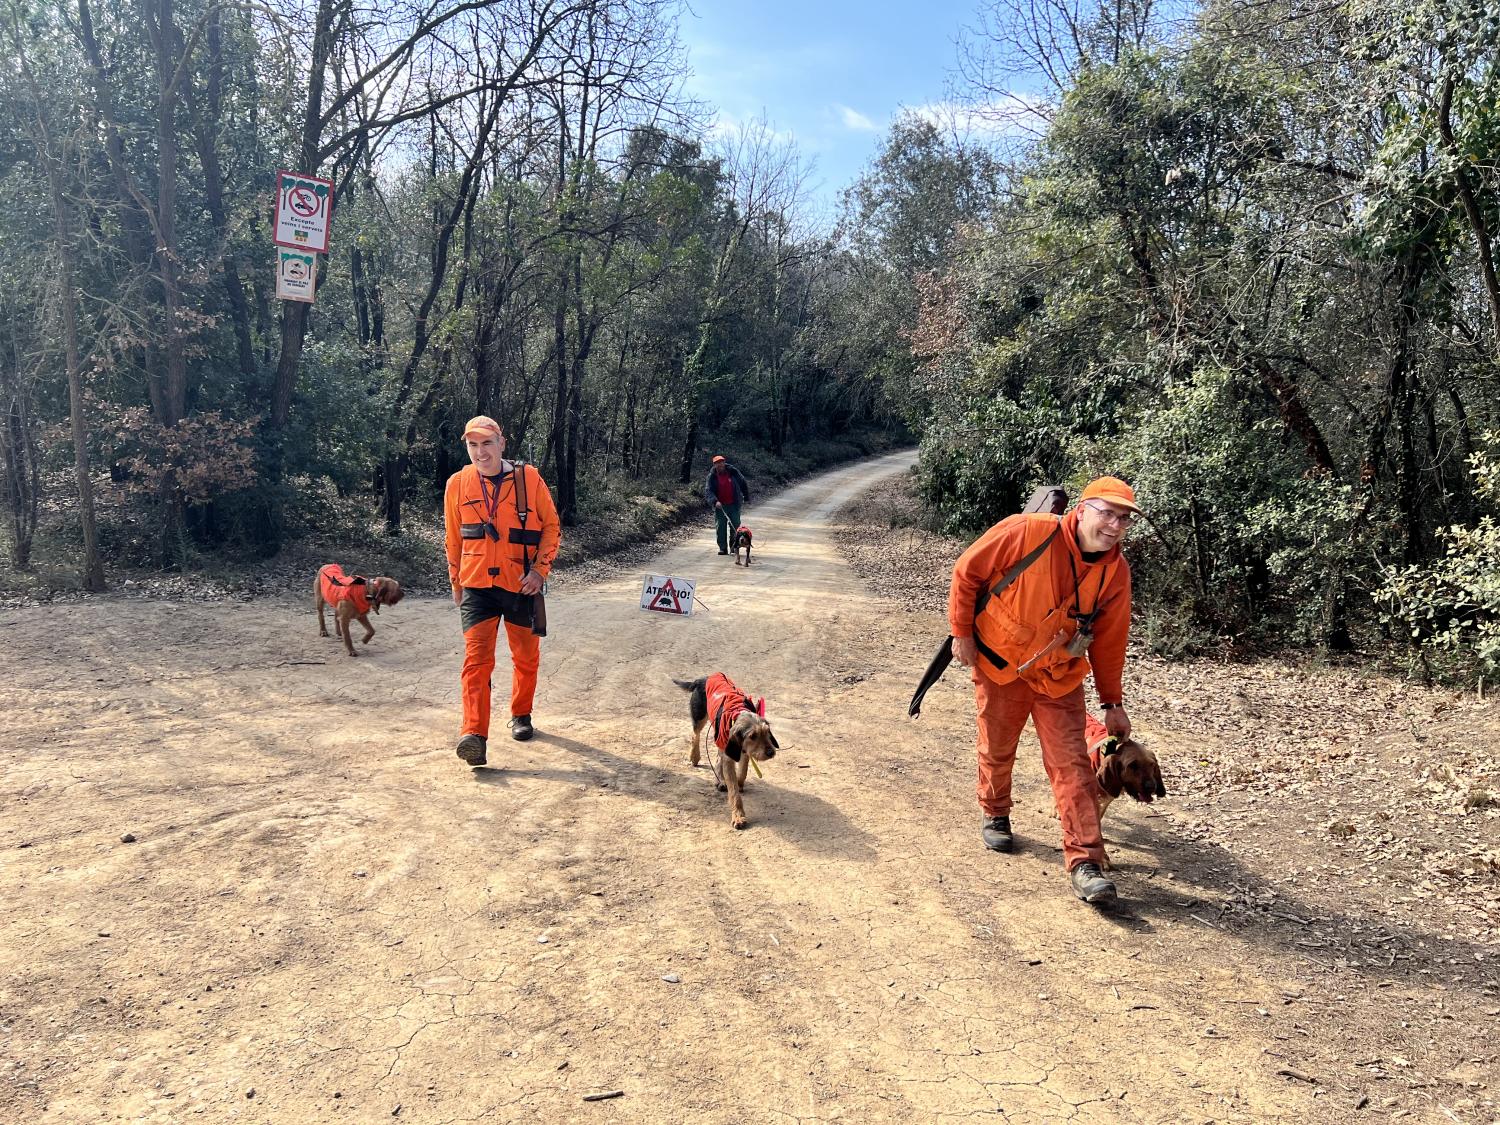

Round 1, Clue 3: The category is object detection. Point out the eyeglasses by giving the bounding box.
[1083,500,1138,527]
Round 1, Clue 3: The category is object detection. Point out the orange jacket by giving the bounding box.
[948,509,1132,702]
[319,564,372,614]
[444,462,561,593]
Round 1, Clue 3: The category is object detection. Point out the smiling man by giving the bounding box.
[947,476,1140,906]
[443,415,561,767]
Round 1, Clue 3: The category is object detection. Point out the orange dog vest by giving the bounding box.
[705,672,765,751]
[319,564,372,615]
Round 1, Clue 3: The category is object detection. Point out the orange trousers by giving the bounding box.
[461,617,539,738]
[973,673,1105,871]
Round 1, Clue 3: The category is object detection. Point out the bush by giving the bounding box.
[1377,435,1500,683]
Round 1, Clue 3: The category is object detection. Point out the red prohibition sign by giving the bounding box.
[289,186,320,217]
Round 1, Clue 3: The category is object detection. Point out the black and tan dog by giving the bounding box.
[672,673,778,829]
[315,564,404,657]
[732,525,753,566]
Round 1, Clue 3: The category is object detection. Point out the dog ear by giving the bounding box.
[723,731,743,761]
[1096,755,1125,799]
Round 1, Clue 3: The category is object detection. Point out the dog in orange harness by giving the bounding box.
[732,525,753,566]
[315,564,404,657]
[1076,714,1166,869]
[672,672,779,829]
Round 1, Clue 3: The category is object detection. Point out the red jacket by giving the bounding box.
[948,508,1132,702]
[705,673,762,751]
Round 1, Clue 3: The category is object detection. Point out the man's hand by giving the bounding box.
[520,571,544,596]
[451,586,462,607]
[953,635,977,668]
[1104,705,1131,740]
[714,500,723,510]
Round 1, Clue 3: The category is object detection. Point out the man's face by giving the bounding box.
[465,431,505,474]
[1076,499,1136,553]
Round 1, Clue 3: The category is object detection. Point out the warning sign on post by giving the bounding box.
[640,574,695,616]
[275,248,317,303]
[273,170,334,253]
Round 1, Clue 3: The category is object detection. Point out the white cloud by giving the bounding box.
[835,103,876,132]
[909,94,1052,141]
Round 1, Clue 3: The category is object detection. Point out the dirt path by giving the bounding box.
[1,452,1493,1123]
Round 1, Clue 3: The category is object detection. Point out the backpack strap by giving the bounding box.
[513,461,533,577]
[974,519,1061,616]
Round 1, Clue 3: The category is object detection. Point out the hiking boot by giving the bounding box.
[980,815,1013,853]
[510,714,534,742]
[718,549,729,555]
[1070,862,1117,905]
[456,734,487,766]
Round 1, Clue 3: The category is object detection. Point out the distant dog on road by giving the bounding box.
[732,525,754,566]
[672,672,778,829]
[315,564,403,657]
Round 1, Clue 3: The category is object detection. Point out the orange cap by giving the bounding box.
[711,455,726,464]
[462,415,502,441]
[1079,476,1141,513]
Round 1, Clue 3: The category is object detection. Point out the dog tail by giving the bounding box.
[671,677,703,692]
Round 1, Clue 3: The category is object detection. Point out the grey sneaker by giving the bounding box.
[456,734,487,766]
[1070,862,1117,905]
[980,815,1013,852]
[510,714,534,741]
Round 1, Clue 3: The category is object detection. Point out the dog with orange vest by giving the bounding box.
[672,673,779,829]
[315,564,404,657]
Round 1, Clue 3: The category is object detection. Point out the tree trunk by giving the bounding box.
[47,156,106,590]
[268,0,338,431]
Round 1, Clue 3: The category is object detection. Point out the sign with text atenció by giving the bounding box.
[640,574,695,616]
[273,170,334,253]
[275,248,317,303]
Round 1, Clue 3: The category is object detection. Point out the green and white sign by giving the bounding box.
[275,248,317,303]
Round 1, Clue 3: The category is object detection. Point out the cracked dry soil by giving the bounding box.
[2,450,1497,1124]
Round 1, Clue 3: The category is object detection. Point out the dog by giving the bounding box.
[1050,722,1166,869]
[315,564,404,657]
[732,525,753,566]
[672,673,779,829]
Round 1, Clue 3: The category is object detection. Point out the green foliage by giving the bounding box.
[1378,436,1500,681]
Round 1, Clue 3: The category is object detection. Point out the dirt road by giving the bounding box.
[1,452,1490,1122]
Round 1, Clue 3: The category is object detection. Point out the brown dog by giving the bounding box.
[1050,731,1166,869]
[733,525,753,566]
[672,673,778,829]
[1091,734,1166,869]
[315,564,404,657]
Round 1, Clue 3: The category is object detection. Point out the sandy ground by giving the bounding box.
[2,451,1497,1124]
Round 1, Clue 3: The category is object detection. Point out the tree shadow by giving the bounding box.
[469,730,877,862]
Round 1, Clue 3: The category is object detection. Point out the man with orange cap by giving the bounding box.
[444,416,561,766]
[947,476,1140,905]
[703,455,751,556]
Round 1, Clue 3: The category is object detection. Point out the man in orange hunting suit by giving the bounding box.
[948,476,1139,906]
[444,416,561,767]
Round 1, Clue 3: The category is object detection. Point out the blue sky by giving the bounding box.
[679,0,987,222]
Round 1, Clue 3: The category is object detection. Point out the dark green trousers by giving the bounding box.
[715,503,742,553]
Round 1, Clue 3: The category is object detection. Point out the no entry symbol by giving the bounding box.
[289,186,319,217]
